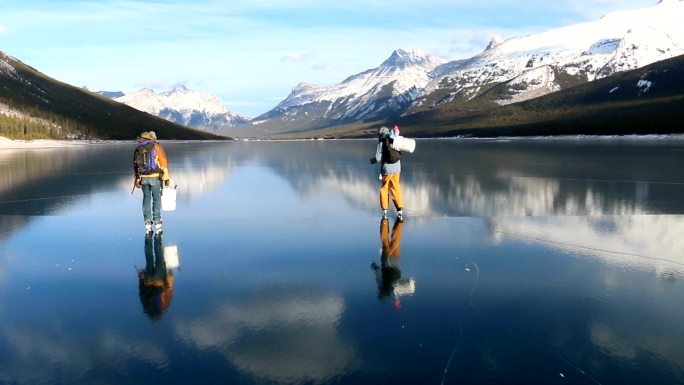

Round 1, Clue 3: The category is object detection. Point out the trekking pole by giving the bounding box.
[131,178,137,195]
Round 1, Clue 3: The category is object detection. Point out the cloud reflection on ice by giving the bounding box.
[174,288,359,384]
[0,328,168,384]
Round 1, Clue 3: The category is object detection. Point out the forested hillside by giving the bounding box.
[0,52,226,140]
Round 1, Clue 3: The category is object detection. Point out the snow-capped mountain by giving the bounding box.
[413,0,684,109]
[250,49,444,131]
[0,52,221,140]
[251,0,684,134]
[114,86,249,132]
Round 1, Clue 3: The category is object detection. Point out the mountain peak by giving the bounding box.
[117,87,236,115]
[138,88,157,95]
[486,36,505,50]
[381,49,440,69]
[292,82,320,92]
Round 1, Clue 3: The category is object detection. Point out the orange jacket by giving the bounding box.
[134,141,170,181]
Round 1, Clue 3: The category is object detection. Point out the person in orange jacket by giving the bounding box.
[133,131,170,235]
[138,233,174,320]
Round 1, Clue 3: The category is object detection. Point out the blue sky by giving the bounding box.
[0,0,657,117]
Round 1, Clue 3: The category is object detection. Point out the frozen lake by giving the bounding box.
[1,138,684,384]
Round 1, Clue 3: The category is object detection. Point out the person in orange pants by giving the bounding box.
[371,218,406,310]
[370,126,404,220]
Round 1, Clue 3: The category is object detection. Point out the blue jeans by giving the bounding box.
[141,177,162,222]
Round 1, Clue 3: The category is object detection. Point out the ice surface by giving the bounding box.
[2,139,684,385]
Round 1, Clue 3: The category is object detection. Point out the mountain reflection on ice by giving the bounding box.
[168,139,683,273]
[2,139,684,270]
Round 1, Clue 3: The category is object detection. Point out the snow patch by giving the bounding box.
[586,39,621,55]
[637,79,653,93]
[0,57,17,77]
[495,66,561,105]
[0,102,26,119]
[0,137,93,148]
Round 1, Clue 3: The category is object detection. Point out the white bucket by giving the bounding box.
[161,185,177,211]
[164,245,180,269]
[390,136,416,153]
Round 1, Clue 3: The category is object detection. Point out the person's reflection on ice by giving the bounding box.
[371,217,415,310]
[138,233,175,320]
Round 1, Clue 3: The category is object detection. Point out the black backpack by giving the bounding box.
[134,142,161,175]
[382,138,401,164]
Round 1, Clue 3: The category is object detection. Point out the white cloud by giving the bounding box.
[133,79,190,92]
[281,52,316,63]
[263,96,288,101]
[0,26,6,34]
[0,0,661,117]
[311,63,329,71]
[560,0,658,20]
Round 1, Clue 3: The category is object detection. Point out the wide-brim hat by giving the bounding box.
[139,131,155,140]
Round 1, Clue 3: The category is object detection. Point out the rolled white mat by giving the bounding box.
[390,136,416,153]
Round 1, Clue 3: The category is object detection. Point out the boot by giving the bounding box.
[154,220,163,235]
[145,221,153,236]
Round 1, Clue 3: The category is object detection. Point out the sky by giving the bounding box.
[0,0,659,117]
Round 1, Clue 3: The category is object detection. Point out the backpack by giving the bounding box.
[134,141,161,175]
[382,138,401,164]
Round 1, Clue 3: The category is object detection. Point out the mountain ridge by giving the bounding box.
[414,0,684,110]
[233,49,445,136]
[240,0,684,137]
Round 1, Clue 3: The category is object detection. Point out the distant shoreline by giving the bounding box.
[3,134,684,149]
[0,136,111,149]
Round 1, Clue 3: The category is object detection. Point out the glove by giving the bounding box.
[164,180,170,187]
[370,157,377,164]
[134,178,141,188]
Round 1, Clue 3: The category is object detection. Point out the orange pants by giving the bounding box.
[381,218,404,258]
[380,173,403,210]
